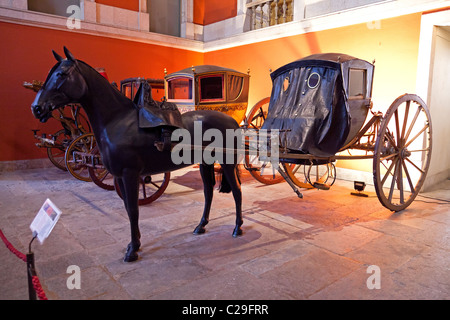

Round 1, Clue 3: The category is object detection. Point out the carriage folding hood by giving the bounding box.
[262,53,374,157]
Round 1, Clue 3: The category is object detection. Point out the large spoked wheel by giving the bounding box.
[47,129,72,171]
[114,172,171,206]
[65,133,96,182]
[88,146,115,190]
[373,94,432,212]
[244,97,286,184]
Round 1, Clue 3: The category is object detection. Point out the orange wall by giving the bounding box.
[95,0,139,11]
[194,0,237,25]
[0,22,202,161]
[204,13,422,171]
[0,13,422,166]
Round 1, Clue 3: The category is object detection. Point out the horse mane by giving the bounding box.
[76,59,136,107]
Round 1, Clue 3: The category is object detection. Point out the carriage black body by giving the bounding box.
[263,53,374,157]
[262,53,432,213]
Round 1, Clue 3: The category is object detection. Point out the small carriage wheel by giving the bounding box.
[373,94,432,212]
[114,172,171,206]
[87,146,115,191]
[282,163,314,189]
[305,162,336,187]
[64,133,96,182]
[244,97,286,184]
[46,129,72,171]
[244,97,270,130]
[70,105,91,135]
[283,162,336,189]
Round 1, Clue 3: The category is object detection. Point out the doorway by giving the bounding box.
[422,25,450,190]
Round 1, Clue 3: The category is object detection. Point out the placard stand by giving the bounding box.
[27,234,37,300]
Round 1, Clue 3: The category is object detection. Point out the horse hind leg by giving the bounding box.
[116,172,141,262]
[221,164,243,237]
[193,164,215,235]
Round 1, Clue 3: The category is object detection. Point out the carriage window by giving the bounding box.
[121,82,141,100]
[348,69,366,97]
[283,77,290,92]
[199,75,224,101]
[167,77,193,101]
[307,73,320,89]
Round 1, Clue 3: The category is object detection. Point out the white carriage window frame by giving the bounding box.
[348,68,367,99]
[307,72,321,89]
[167,76,194,103]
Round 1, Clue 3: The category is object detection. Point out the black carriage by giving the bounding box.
[259,53,432,211]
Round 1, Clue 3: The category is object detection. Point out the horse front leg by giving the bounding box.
[193,164,215,235]
[116,171,141,262]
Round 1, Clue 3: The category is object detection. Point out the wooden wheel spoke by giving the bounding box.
[400,101,410,141]
[381,152,399,162]
[150,181,160,189]
[394,108,401,145]
[381,158,396,186]
[404,123,429,149]
[292,165,300,174]
[388,159,399,202]
[141,183,147,198]
[401,160,415,194]
[404,106,421,143]
[408,148,430,153]
[405,157,425,174]
[397,160,404,204]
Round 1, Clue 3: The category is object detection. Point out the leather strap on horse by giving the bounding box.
[0,229,48,300]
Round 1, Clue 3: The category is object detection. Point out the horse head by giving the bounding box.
[31,47,87,122]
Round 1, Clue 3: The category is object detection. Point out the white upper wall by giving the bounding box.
[0,0,449,52]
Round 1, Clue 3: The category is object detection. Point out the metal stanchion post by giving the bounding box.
[27,234,37,300]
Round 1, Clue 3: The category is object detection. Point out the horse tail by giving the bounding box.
[218,165,241,193]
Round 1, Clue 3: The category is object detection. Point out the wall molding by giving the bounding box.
[0,5,204,52]
[2,1,450,53]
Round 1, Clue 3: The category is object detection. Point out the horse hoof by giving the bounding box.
[193,225,206,235]
[123,252,139,262]
[232,226,243,237]
[123,243,139,262]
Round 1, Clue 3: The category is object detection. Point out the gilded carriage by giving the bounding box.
[164,65,250,124]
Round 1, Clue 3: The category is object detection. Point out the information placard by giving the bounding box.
[30,198,62,244]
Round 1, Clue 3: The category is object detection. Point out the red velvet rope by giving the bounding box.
[0,229,26,262]
[32,276,48,300]
[0,229,48,300]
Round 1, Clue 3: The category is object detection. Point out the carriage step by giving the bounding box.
[313,182,331,190]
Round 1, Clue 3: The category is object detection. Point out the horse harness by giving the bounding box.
[134,81,184,152]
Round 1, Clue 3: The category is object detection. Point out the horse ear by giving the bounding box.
[63,46,76,62]
[52,50,63,62]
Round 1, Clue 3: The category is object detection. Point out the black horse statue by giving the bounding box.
[31,47,243,262]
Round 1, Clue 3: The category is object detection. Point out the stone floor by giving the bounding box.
[0,164,448,300]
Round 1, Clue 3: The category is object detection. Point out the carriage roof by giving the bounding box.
[166,65,248,78]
